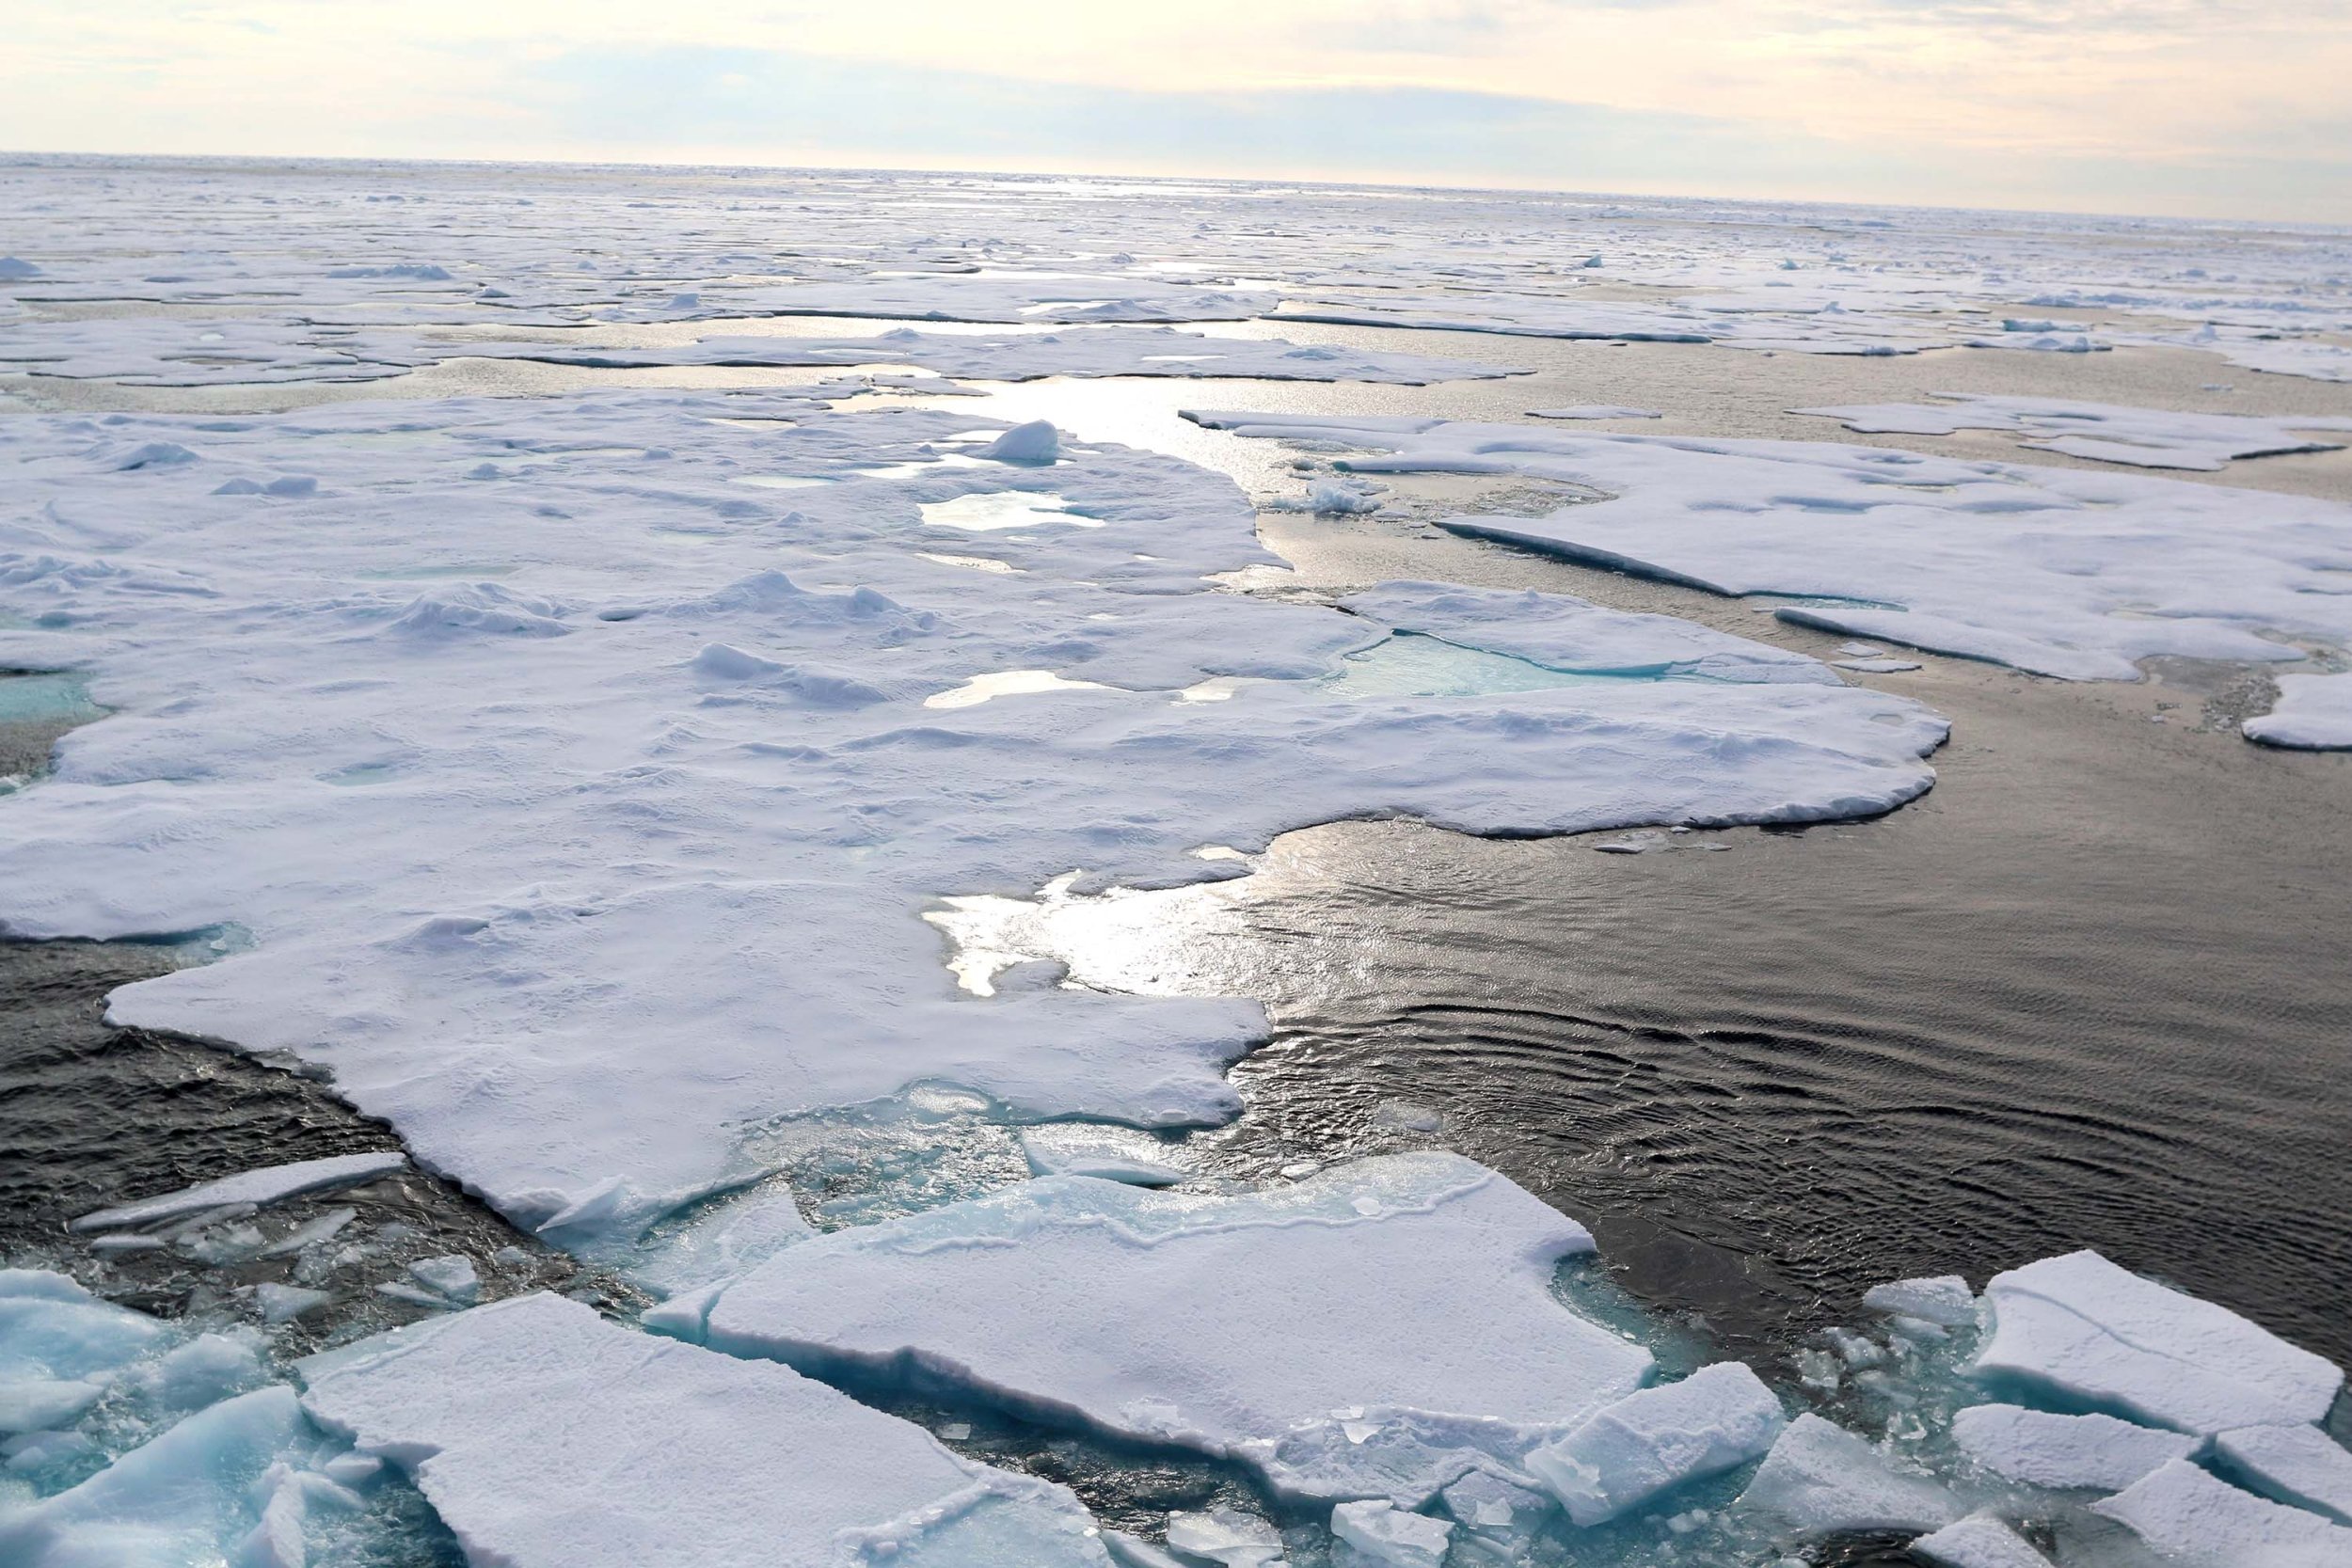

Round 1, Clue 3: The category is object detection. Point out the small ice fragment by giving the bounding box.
[2211,1422,2352,1524]
[2094,1458,2352,1564]
[1949,1403,2196,1491]
[1911,1513,2054,1568]
[1528,406,1662,420]
[1105,1531,1192,1568]
[321,1451,384,1486]
[1524,1361,1787,1526]
[89,1233,167,1254]
[1863,1275,1975,1327]
[0,1379,105,1433]
[374,1281,453,1309]
[1370,1101,1443,1133]
[936,1421,972,1441]
[1736,1414,1961,1538]
[263,1208,357,1258]
[142,1330,264,1410]
[1592,832,1662,854]
[1020,1126,1189,1186]
[1166,1506,1284,1567]
[979,420,1059,465]
[1974,1250,2344,1433]
[1836,657,1923,673]
[1328,1499,1451,1568]
[408,1255,479,1302]
[1839,642,1882,657]
[72,1152,405,1232]
[253,1284,332,1325]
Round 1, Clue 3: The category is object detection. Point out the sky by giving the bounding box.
[4,1,2347,222]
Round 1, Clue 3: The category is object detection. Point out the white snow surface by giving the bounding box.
[296,1291,1113,1567]
[1947,1404,2196,1492]
[1521,1361,1786,1526]
[2212,1423,2352,1525]
[1186,410,2352,685]
[1793,394,2352,471]
[2245,672,2352,750]
[1972,1250,2344,1435]
[2092,1458,2352,1568]
[0,393,1945,1256]
[661,1152,1657,1505]
[70,1151,406,1232]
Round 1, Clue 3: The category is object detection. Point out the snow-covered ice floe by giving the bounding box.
[298,1291,1114,1567]
[0,392,1945,1258]
[653,1152,1660,1505]
[1185,410,2352,693]
[1793,393,2352,471]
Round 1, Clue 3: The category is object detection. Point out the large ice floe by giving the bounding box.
[1792,394,2352,472]
[1186,411,2352,703]
[0,391,1946,1257]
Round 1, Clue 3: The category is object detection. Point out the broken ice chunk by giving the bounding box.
[0,1271,168,1391]
[299,1291,1113,1567]
[0,1386,315,1567]
[2211,1422,2352,1525]
[1862,1275,1976,1328]
[1438,1468,1552,1555]
[1522,1361,1787,1527]
[2093,1457,2352,1566]
[140,1330,264,1410]
[1972,1251,2343,1433]
[1020,1124,1190,1186]
[407,1255,479,1303]
[1948,1403,2195,1491]
[1166,1506,1284,1567]
[262,1207,358,1258]
[1328,1498,1451,1568]
[71,1151,405,1232]
[253,1284,333,1325]
[677,1153,1651,1504]
[1735,1414,1961,1539]
[1910,1513,2054,1568]
[0,1379,104,1433]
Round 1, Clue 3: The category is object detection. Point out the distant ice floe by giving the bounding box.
[1794,393,2352,471]
[1187,410,2352,694]
[0,392,1945,1255]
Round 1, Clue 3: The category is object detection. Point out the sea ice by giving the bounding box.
[1164,1506,1284,1567]
[1342,582,1837,686]
[1947,1404,2196,1491]
[297,1291,1113,1567]
[1529,407,1662,420]
[1792,394,2352,471]
[0,394,1946,1254]
[663,1153,1655,1504]
[1735,1415,1961,1539]
[1972,1250,2344,1434]
[1019,1124,1190,1185]
[252,1284,333,1325]
[2244,672,2352,751]
[2211,1423,2352,1524]
[70,1152,406,1232]
[405,1255,478,1302]
[2092,1458,2352,1567]
[1521,1362,1786,1526]
[1187,411,2352,687]
[1909,1513,2054,1568]
[1328,1498,1452,1568]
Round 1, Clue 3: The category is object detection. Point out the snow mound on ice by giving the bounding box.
[1972,1250,2343,1434]
[666,1152,1653,1505]
[298,1291,1112,1567]
[2245,672,2352,750]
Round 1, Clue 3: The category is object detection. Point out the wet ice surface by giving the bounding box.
[5,158,2352,1568]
